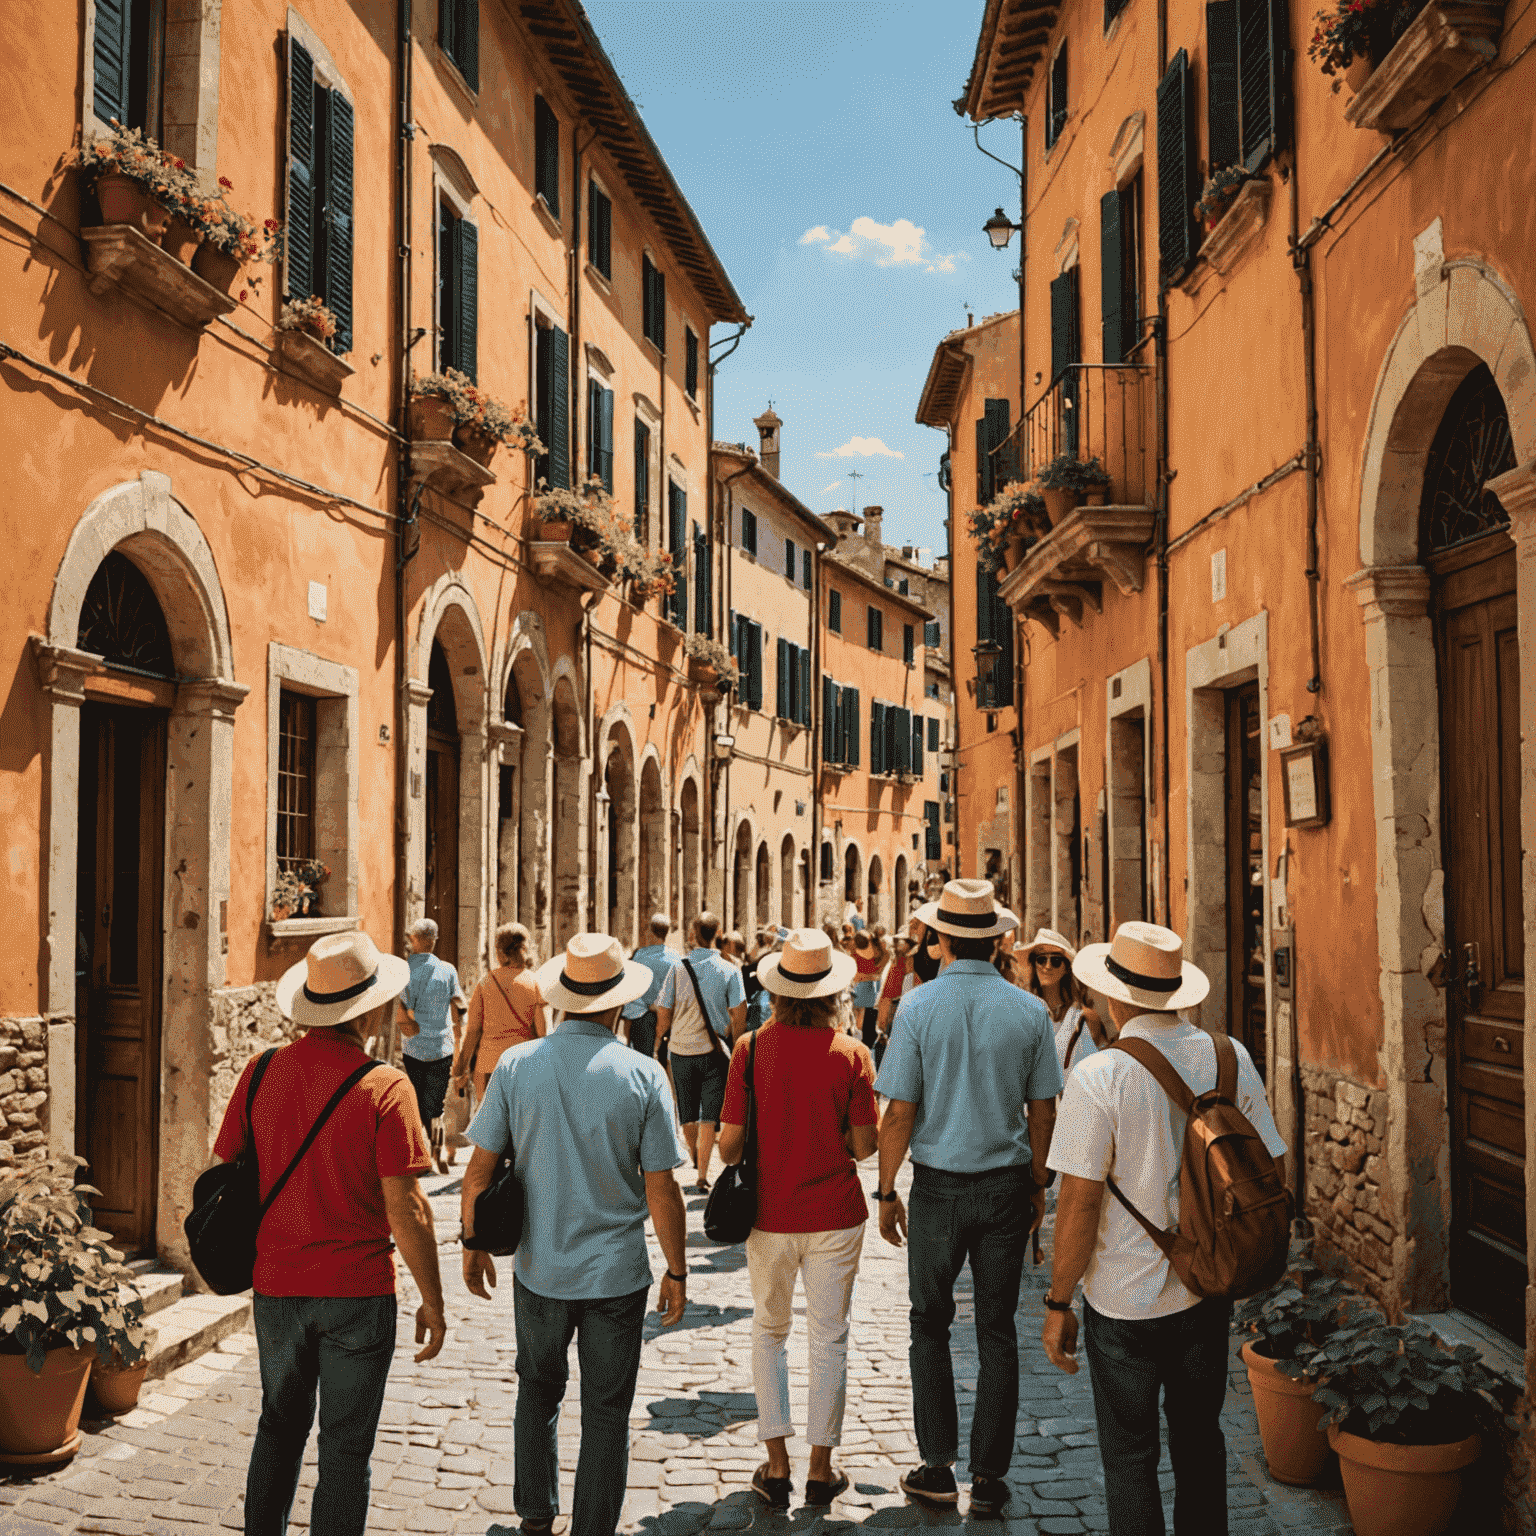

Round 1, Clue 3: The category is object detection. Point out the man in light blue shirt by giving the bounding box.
[461,933,689,1536]
[654,912,747,1192]
[872,880,1062,1517]
[622,912,675,1059]
[396,917,467,1173]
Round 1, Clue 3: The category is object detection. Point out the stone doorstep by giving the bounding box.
[144,1290,253,1380]
[125,1261,187,1321]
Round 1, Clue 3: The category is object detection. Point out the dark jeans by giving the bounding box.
[906,1162,1031,1477]
[671,1049,727,1125]
[1084,1297,1233,1536]
[627,1009,657,1058]
[402,1052,451,1128]
[513,1277,649,1536]
[245,1294,396,1536]
[860,1007,879,1048]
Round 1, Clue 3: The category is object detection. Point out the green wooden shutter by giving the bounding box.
[775,638,789,717]
[633,419,649,535]
[535,97,559,216]
[1050,273,1079,382]
[1207,2,1242,170]
[823,677,836,761]
[980,398,1011,499]
[747,621,763,709]
[325,91,354,352]
[456,219,478,381]
[995,572,1014,708]
[439,0,456,66]
[693,524,710,634]
[870,702,886,775]
[903,624,915,665]
[1100,189,1124,366]
[1238,0,1287,171]
[912,714,924,777]
[685,328,699,397]
[1157,50,1201,283]
[603,386,615,492]
[927,716,939,752]
[799,649,811,727]
[589,182,611,278]
[547,324,570,489]
[287,39,317,302]
[828,588,839,631]
[895,708,912,773]
[846,688,860,766]
[456,0,479,91]
[94,0,130,127]
[668,484,687,627]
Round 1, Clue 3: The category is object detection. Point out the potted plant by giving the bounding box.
[1233,1250,1369,1485]
[1301,1318,1503,1536]
[532,476,627,560]
[1195,163,1253,230]
[1308,0,1426,91]
[270,868,305,923]
[278,294,339,347]
[683,633,740,693]
[0,1156,148,1464]
[409,373,460,442]
[76,121,192,244]
[450,386,542,468]
[190,177,281,299]
[625,546,677,605]
[1038,454,1111,522]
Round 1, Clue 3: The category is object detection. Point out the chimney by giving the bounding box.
[753,406,782,479]
[825,508,862,545]
[863,506,884,549]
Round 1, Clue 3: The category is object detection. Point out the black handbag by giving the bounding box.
[185,1050,381,1295]
[703,1033,757,1245]
[461,1148,524,1256]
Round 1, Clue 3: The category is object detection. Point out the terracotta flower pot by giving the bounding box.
[453,424,500,467]
[192,240,242,295]
[688,657,720,687]
[1344,53,1374,94]
[1041,486,1080,526]
[1241,1341,1331,1486]
[1001,536,1027,573]
[164,215,202,266]
[1084,486,1108,506]
[409,394,456,442]
[95,173,171,243]
[535,516,572,543]
[89,1355,149,1416]
[0,1346,93,1466]
[1328,1424,1479,1536]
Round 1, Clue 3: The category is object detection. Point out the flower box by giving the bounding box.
[81,224,238,330]
[272,327,354,397]
[408,439,496,506]
[1200,176,1273,276]
[1345,0,1504,132]
[530,540,611,595]
[996,504,1157,639]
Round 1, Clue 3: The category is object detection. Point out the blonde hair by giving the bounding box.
[771,993,839,1030]
[495,923,531,966]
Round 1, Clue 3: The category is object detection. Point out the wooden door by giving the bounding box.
[1225,682,1267,1076]
[425,738,460,965]
[1438,540,1525,1340]
[76,704,165,1253]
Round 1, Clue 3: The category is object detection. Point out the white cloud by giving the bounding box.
[820,479,845,496]
[798,215,968,275]
[816,437,905,461]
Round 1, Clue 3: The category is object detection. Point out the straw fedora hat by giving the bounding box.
[1072,921,1209,1012]
[276,931,411,1028]
[757,927,857,1000]
[913,878,1020,940]
[534,932,652,1013]
[1014,926,1078,960]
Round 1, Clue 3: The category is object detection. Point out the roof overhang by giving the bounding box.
[961,0,1063,122]
[823,552,936,621]
[711,445,839,544]
[915,337,974,429]
[516,0,750,324]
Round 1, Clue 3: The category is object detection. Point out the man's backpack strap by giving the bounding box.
[257,1061,383,1220]
[1212,1030,1238,1101]
[1104,1177,1177,1255]
[1106,1037,1197,1113]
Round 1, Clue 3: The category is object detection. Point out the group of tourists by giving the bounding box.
[210,873,1286,1536]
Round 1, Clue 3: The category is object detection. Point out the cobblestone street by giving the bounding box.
[3,1168,1353,1536]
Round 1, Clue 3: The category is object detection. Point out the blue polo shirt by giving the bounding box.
[400,952,465,1062]
[874,960,1063,1171]
[655,948,746,1041]
[467,1017,688,1300]
[622,943,675,1022]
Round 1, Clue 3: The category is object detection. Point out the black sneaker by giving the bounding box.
[969,1475,1010,1516]
[899,1465,958,1504]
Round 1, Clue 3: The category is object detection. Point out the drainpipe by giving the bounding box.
[1290,164,1323,703]
[1013,114,1029,918]
[811,538,822,925]
[1153,7,1171,924]
[570,128,598,491]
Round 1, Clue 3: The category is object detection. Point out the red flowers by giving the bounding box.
[218,175,233,189]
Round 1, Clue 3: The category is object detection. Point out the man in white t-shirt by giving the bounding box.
[1041,923,1287,1536]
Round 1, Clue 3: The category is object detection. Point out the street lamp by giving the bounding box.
[983,207,1019,250]
[971,638,1002,700]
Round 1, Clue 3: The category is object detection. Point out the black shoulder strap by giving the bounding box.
[257,1060,383,1220]
[743,1031,759,1174]
[242,1048,279,1161]
[680,957,720,1039]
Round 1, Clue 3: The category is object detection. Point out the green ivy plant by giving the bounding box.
[1234,1249,1372,1363]
[0,1156,147,1373]
[1299,1318,1505,1445]
[1038,453,1111,493]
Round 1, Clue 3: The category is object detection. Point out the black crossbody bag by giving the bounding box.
[703,1032,758,1245]
[185,1049,381,1295]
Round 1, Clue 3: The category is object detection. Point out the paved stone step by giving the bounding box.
[126,1259,187,1319]
[144,1290,253,1380]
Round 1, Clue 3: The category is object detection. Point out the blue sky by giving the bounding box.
[584,0,1023,554]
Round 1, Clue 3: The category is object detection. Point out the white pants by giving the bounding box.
[746,1222,865,1447]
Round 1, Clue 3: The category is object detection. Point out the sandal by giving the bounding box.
[804,1470,849,1506]
[752,1463,792,1508]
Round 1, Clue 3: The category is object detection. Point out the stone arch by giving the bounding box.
[755,840,772,929]
[598,711,639,948]
[409,577,490,985]
[678,772,703,934]
[780,833,797,929]
[495,619,552,956]
[895,853,909,929]
[1346,259,1536,1317]
[731,815,756,936]
[35,469,247,1265]
[639,751,667,929]
[551,673,586,949]
[843,840,863,913]
[868,854,884,928]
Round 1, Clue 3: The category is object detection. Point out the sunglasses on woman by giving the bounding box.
[1034,954,1067,969]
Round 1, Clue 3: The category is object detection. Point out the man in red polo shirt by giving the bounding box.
[212,931,447,1536]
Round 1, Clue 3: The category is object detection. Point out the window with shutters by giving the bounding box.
[924,619,942,648]
[534,95,560,218]
[911,714,924,777]
[1050,269,1081,453]
[668,483,688,629]
[731,616,763,710]
[828,589,842,633]
[975,398,1012,503]
[276,690,317,872]
[867,606,883,653]
[975,560,1014,710]
[685,327,699,399]
[438,0,479,92]
[870,702,887,775]
[1207,2,1242,170]
[926,681,940,699]
[92,0,168,138]
[633,418,651,538]
[776,641,813,726]
[1100,180,1141,365]
[1236,0,1288,171]
[586,377,614,492]
[802,549,812,591]
[692,523,712,636]
[437,200,478,380]
[1157,50,1201,283]
[927,716,940,753]
[588,179,612,280]
[740,505,758,555]
[1046,44,1069,150]
[924,801,942,861]
[533,316,570,489]
[903,624,915,666]
[844,687,860,766]
[642,255,666,353]
[285,37,355,353]
[785,537,797,581]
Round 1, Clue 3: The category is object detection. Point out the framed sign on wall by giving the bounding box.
[1280,739,1330,829]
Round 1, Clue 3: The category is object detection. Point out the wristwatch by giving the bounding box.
[666,1269,688,1283]
[872,1188,899,1203]
[1044,1294,1075,1313]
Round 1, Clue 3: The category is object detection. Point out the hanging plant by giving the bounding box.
[683,633,741,689]
[1307,0,1427,87]
[1195,163,1252,227]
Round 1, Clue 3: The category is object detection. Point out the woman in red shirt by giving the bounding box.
[718,929,877,1510]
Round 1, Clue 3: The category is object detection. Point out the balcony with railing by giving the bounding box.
[989,363,1157,638]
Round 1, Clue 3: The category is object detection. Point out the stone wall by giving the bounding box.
[1301,1062,1396,1306]
[208,984,300,1138]
[0,1016,49,1163]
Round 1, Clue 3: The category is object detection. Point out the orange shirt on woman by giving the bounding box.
[468,965,542,1082]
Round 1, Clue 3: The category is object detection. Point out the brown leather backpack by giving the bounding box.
[1105,1033,1292,1302]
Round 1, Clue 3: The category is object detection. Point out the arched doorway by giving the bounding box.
[800,848,813,926]
[780,835,796,929]
[425,639,461,966]
[895,854,909,929]
[603,728,637,948]
[843,843,861,922]
[867,855,883,928]
[551,678,583,949]
[755,841,771,929]
[680,777,701,933]
[640,758,666,927]
[499,645,551,952]
[732,822,752,934]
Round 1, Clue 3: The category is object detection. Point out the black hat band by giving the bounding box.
[303,970,379,1005]
[560,969,620,996]
[1105,956,1182,993]
[937,906,1000,928]
[780,962,832,984]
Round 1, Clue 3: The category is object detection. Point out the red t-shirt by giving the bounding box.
[720,1024,878,1234]
[879,956,911,1001]
[212,1029,430,1297]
